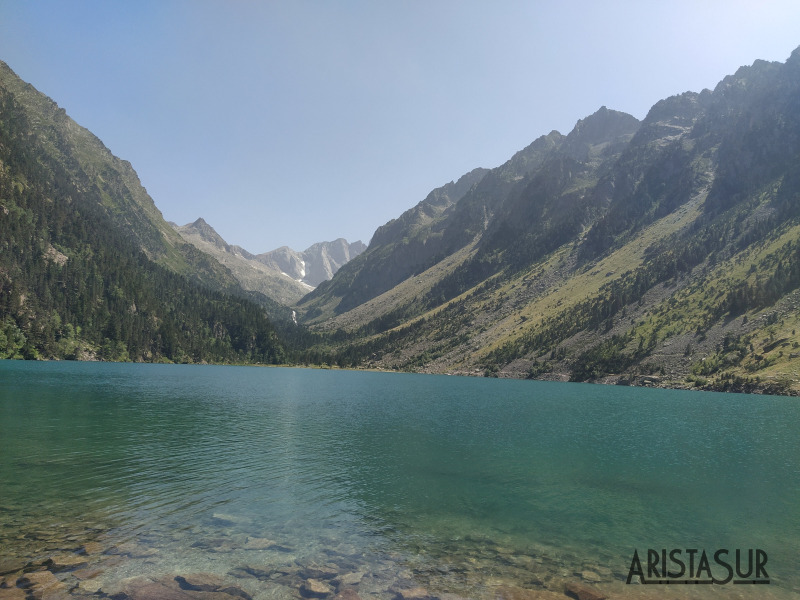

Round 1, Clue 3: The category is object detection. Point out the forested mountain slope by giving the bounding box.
[297,47,800,394]
[0,61,284,363]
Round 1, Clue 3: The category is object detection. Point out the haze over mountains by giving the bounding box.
[2,47,800,393]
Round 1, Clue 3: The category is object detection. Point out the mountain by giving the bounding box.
[254,238,366,288]
[0,60,284,363]
[172,218,365,303]
[299,108,639,322]
[4,46,800,394]
[297,47,800,395]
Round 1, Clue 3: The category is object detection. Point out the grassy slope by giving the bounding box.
[335,184,706,373]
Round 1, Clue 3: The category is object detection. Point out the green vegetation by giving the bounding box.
[0,62,284,364]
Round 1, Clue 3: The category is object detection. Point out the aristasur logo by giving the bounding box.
[626,548,769,585]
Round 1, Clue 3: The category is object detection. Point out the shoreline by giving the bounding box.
[3,356,799,397]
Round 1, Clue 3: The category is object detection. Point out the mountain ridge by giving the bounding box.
[295,47,800,395]
[172,217,365,303]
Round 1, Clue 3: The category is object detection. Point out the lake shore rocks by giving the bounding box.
[0,515,691,600]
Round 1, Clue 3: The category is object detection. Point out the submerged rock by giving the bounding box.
[45,553,89,571]
[211,514,245,527]
[0,559,27,577]
[493,586,564,600]
[332,589,362,600]
[72,566,104,581]
[242,537,275,550]
[18,570,67,600]
[334,571,364,587]
[391,587,433,600]
[0,587,27,600]
[299,578,333,598]
[112,579,191,600]
[564,582,607,600]
[77,580,104,594]
[111,574,254,600]
[81,542,105,555]
[300,564,338,580]
[578,571,601,584]
[217,586,252,600]
[111,543,159,558]
[174,574,226,592]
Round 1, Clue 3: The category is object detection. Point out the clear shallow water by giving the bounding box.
[0,361,798,599]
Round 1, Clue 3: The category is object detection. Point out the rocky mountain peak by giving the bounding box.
[178,218,230,251]
[565,106,640,147]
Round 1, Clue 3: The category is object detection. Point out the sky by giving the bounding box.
[1,1,799,253]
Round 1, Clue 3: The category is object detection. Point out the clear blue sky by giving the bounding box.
[1,1,799,252]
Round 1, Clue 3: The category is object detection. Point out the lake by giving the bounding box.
[0,361,798,599]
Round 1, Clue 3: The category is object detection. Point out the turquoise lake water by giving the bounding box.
[0,361,798,599]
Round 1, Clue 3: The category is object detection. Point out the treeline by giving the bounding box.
[0,86,284,364]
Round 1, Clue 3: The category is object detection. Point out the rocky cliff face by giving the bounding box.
[256,239,367,288]
[299,108,641,319]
